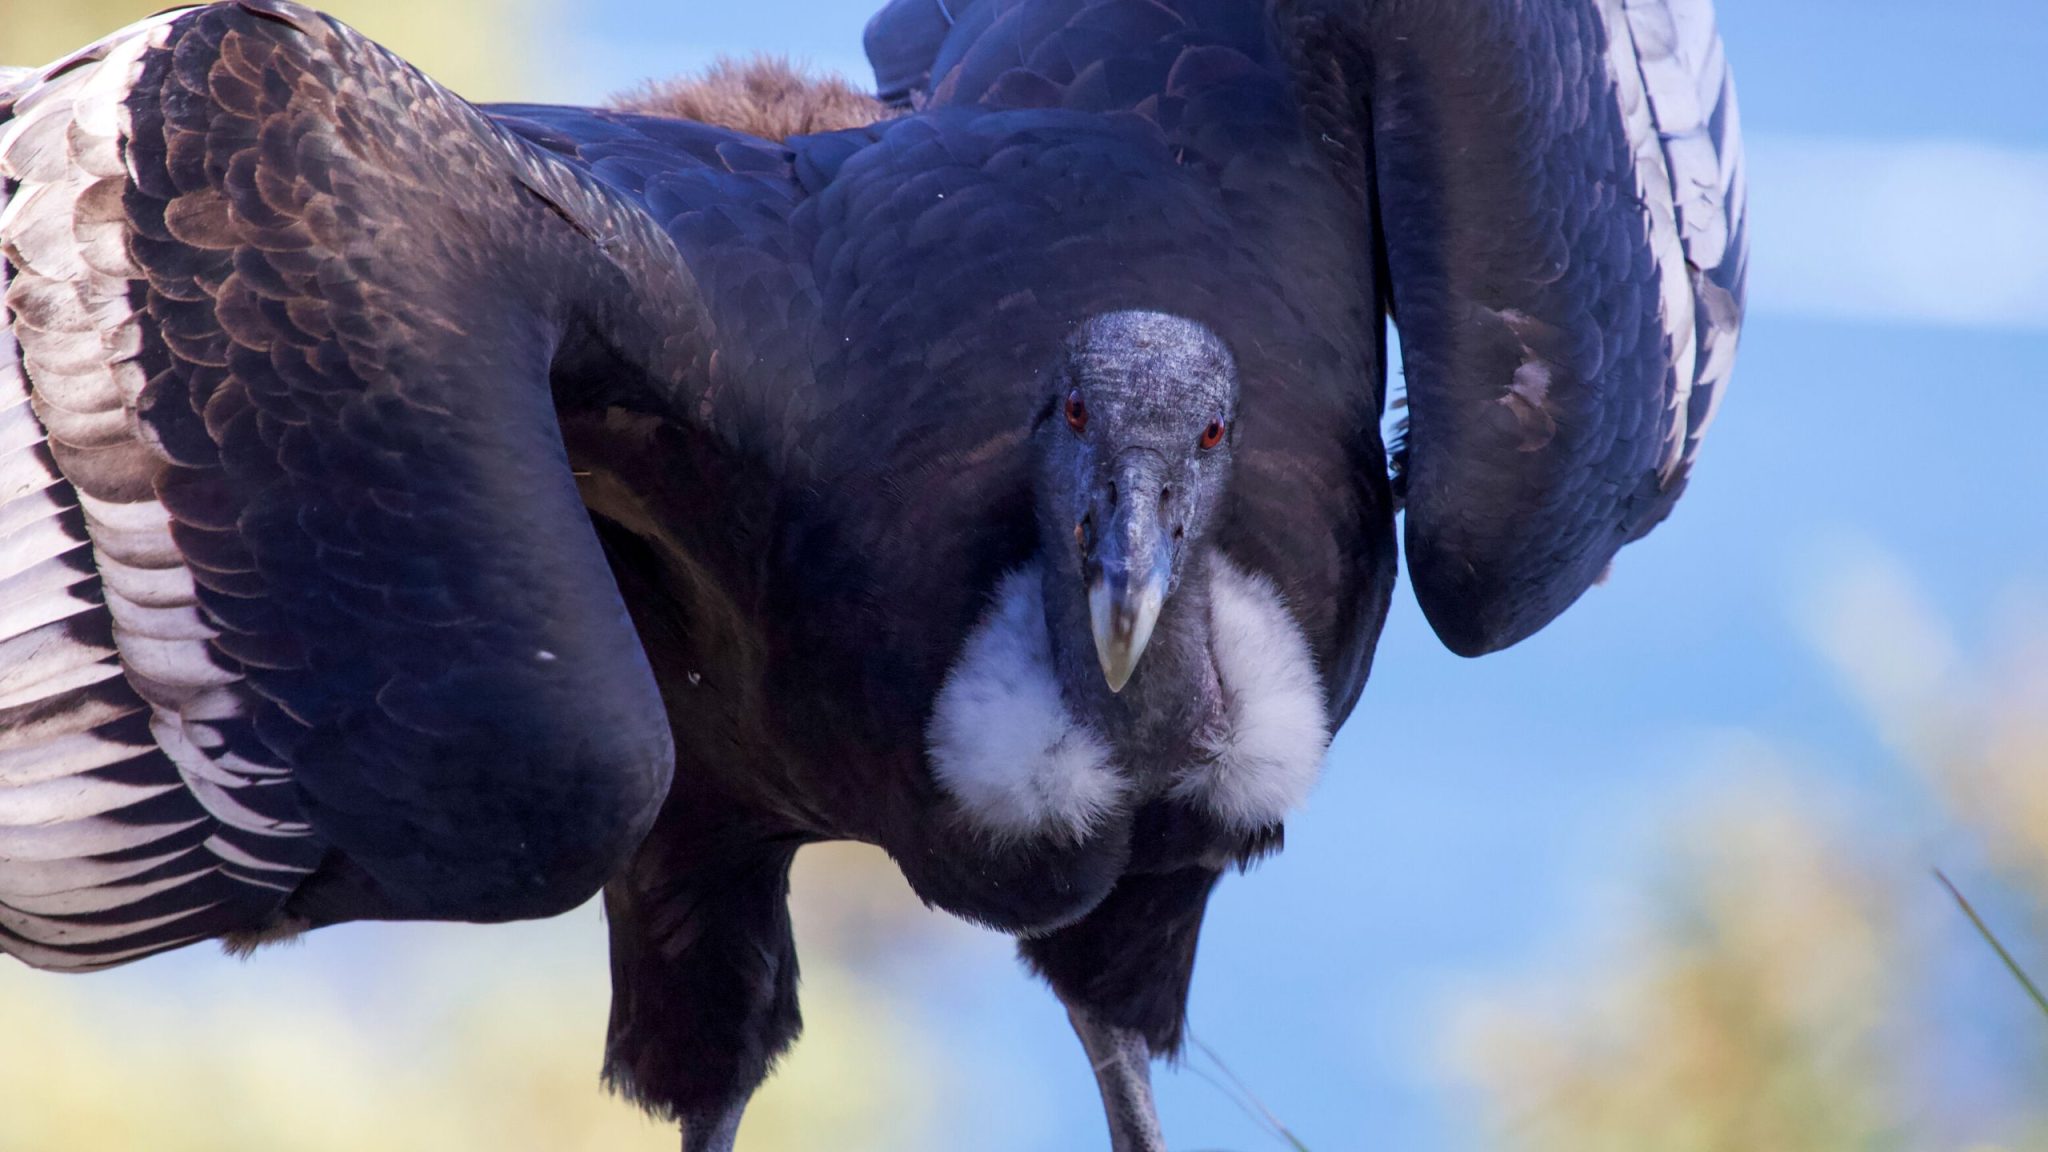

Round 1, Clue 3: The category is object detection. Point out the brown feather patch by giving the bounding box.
[609,56,894,141]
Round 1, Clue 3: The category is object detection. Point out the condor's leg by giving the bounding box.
[600,808,802,1152]
[1020,865,1226,1152]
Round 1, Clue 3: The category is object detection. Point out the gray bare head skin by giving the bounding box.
[1033,311,1238,703]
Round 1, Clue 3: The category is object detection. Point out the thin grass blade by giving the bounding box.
[1187,1033,1312,1151]
[1935,868,2048,1020]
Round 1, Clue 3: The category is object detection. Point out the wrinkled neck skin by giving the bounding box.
[1041,553,1224,786]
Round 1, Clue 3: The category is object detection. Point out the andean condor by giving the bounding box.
[0,0,1745,1147]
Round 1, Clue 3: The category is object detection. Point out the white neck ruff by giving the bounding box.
[926,554,1329,843]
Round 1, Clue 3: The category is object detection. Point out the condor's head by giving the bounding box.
[1032,311,1239,701]
[931,308,1325,858]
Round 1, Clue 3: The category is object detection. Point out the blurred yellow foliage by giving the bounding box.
[1450,551,2048,1152]
[1448,775,1904,1152]
[1805,552,2048,915]
[0,0,537,102]
[0,843,957,1152]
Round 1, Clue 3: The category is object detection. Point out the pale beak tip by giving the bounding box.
[1100,652,1136,694]
[1088,577,1161,695]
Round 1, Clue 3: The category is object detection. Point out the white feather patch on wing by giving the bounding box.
[927,564,1127,843]
[0,13,317,968]
[1607,0,1747,480]
[0,846,187,899]
[0,930,205,972]
[1599,0,1698,483]
[3,14,250,754]
[1173,553,1329,832]
[1631,0,1746,472]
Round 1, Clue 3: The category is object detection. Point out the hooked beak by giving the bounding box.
[1089,567,1164,693]
[1084,453,1178,693]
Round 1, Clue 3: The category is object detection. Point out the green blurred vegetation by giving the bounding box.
[0,843,962,1152]
[0,0,538,101]
[1448,550,2048,1152]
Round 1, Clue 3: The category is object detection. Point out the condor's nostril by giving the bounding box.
[1106,479,1118,507]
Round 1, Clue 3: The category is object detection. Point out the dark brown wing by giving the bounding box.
[0,1,724,969]
[1346,0,1746,654]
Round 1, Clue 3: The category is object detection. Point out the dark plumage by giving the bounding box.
[0,1,1746,1148]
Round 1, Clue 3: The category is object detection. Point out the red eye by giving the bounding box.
[1064,390,1089,434]
[1199,418,1226,449]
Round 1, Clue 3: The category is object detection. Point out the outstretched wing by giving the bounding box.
[1347,0,1746,655]
[866,0,1747,657]
[0,1,719,970]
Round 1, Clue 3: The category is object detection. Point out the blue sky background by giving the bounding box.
[9,2,2046,1149]
[525,1,2048,1147]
